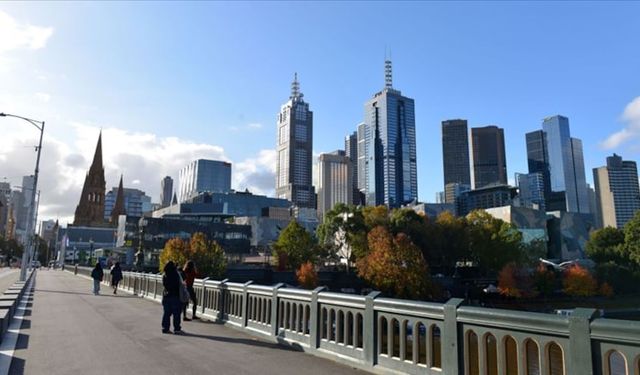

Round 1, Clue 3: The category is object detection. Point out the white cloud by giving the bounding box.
[601,96,640,150]
[247,123,263,129]
[229,122,264,132]
[0,10,54,54]
[234,149,276,196]
[34,92,51,103]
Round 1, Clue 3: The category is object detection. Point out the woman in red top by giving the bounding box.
[182,260,198,320]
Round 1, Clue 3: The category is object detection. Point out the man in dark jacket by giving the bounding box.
[91,262,103,295]
[110,262,123,294]
[162,261,183,334]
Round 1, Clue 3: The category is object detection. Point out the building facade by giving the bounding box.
[457,184,517,216]
[152,191,291,218]
[74,132,106,227]
[516,172,546,211]
[275,74,315,208]
[160,176,173,208]
[317,151,353,218]
[104,185,152,220]
[593,153,640,228]
[362,60,417,207]
[344,130,361,205]
[178,159,231,203]
[471,125,507,189]
[442,119,471,198]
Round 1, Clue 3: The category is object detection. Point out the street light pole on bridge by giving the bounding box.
[0,112,45,282]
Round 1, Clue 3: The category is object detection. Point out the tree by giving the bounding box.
[466,210,524,275]
[0,237,24,265]
[273,220,316,270]
[586,227,626,264]
[563,264,597,297]
[390,208,429,258]
[159,238,189,271]
[356,226,431,299]
[497,262,534,298]
[296,262,318,289]
[316,204,354,268]
[189,233,226,280]
[623,212,640,268]
[532,264,556,297]
[427,211,469,269]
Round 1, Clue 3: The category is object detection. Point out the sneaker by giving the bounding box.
[162,329,171,334]
[174,329,185,335]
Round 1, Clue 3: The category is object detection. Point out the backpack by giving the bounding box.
[177,272,190,303]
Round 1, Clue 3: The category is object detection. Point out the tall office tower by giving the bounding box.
[516,172,546,210]
[178,159,231,203]
[275,73,315,208]
[74,132,106,226]
[593,153,640,229]
[317,151,353,218]
[104,185,153,219]
[587,184,601,229]
[160,176,173,208]
[16,175,35,233]
[542,115,589,213]
[471,126,507,189]
[362,59,417,207]
[442,119,471,202]
[345,131,360,205]
[525,130,554,208]
[356,123,367,198]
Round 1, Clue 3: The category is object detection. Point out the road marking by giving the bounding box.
[0,272,35,375]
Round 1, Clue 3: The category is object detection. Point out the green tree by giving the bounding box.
[273,220,316,270]
[356,226,431,299]
[623,212,640,268]
[586,227,626,264]
[0,237,24,265]
[425,211,469,269]
[466,210,524,275]
[189,233,227,279]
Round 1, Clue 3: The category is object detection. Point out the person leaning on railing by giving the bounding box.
[181,260,199,321]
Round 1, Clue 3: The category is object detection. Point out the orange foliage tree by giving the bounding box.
[497,262,534,298]
[296,261,319,289]
[356,226,430,299]
[562,264,597,297]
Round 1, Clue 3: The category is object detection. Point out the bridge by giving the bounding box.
[0,268,638,375]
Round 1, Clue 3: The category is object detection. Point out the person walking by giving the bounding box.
[182,260,198,321]
[110,262,123,294]
[91,262,103,295]
[162,261,183,334]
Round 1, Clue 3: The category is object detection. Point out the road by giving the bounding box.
[6,270,364,375]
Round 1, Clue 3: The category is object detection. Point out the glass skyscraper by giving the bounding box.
[178,159,231,203]
[442,119,471,199]
[275,74,315,208]
[471,125,507,189]
[362,60,417,207]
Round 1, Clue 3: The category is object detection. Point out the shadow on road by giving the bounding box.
[34,289,138,299]
[181,331,301,352]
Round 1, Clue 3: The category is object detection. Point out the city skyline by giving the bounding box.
[1,3,639,223]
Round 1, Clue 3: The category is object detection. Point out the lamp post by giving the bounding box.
[0,113,45,281]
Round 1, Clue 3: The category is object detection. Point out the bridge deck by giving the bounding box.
[7,271,363,374]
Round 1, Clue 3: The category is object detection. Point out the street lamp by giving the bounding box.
[0,112,45,281]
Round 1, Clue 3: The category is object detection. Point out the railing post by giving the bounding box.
[309,286,327,349]
[568,308,598,375]
[363,291,381,367]
[270,283,285,339]
[218,278,229,322]
[201,277,210,315]
[241,281,254,328]
[443,298,464,375]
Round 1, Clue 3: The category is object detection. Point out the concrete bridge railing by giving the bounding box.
[75,267,640,375]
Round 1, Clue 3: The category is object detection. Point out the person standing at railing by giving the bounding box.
[181,260,198,321]
[162,261,184,334]
[91,262,103,295]
[110,262,123,294]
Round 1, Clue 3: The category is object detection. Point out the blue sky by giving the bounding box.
[1,2,639,222]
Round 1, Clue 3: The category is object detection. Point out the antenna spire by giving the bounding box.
[384,59,393,89]
[290,72,302,100]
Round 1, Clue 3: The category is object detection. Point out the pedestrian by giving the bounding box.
[110,262,123,294]
[91,262,103,295]
[162,261,184,334]
[182,260,198,321]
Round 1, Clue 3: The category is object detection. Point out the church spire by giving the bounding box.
[74,131,106,226]
[110,174,126,225]
[91,130,103,171]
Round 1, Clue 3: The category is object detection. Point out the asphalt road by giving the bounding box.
[7,270,364,375]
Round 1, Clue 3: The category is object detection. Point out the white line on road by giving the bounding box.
[0,273,35,375]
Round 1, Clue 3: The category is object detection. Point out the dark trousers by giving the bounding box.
[182,285,197,317]
[162,295,182,331]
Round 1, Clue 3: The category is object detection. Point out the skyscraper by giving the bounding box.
[344,131,360,205]
[104,185,152,219]
[275,73,315,208]
[74,132,106,227]
[541,115,589,213]
[362,60,417,207]
[178,159,231,203]
[442,119,471,197]
[471,126,507,189]
[516,172,546,210]
[593,153,640,229]
[356,122,367,198]
[160,176,173,208]
[317,151,353,218]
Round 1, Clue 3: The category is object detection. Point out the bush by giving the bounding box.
[296,262,318,289]
[563,265,597,297]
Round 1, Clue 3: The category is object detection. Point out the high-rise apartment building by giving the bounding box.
[317,151,353,218]
[541,115,589,213]
[362,60,417,207]
[471,126,507,189]
[344,131,361,205]
[593,153,640,229]
[160,176,173,208]
[178,159,231,203]
[275,74,315,208]
[442,119,470,200]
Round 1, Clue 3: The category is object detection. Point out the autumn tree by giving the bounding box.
[426,211,469,269]
[356,226,431,299]
[497,262,534,298]
[563,264,597,297]
[296,262,319,289]
[466,210,524,275]
[159,238,189,271]
[273,220,316,270]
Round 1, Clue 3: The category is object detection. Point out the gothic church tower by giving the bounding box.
[73,132,106,226]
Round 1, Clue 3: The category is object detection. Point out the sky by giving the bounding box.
[1,2,639,225]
